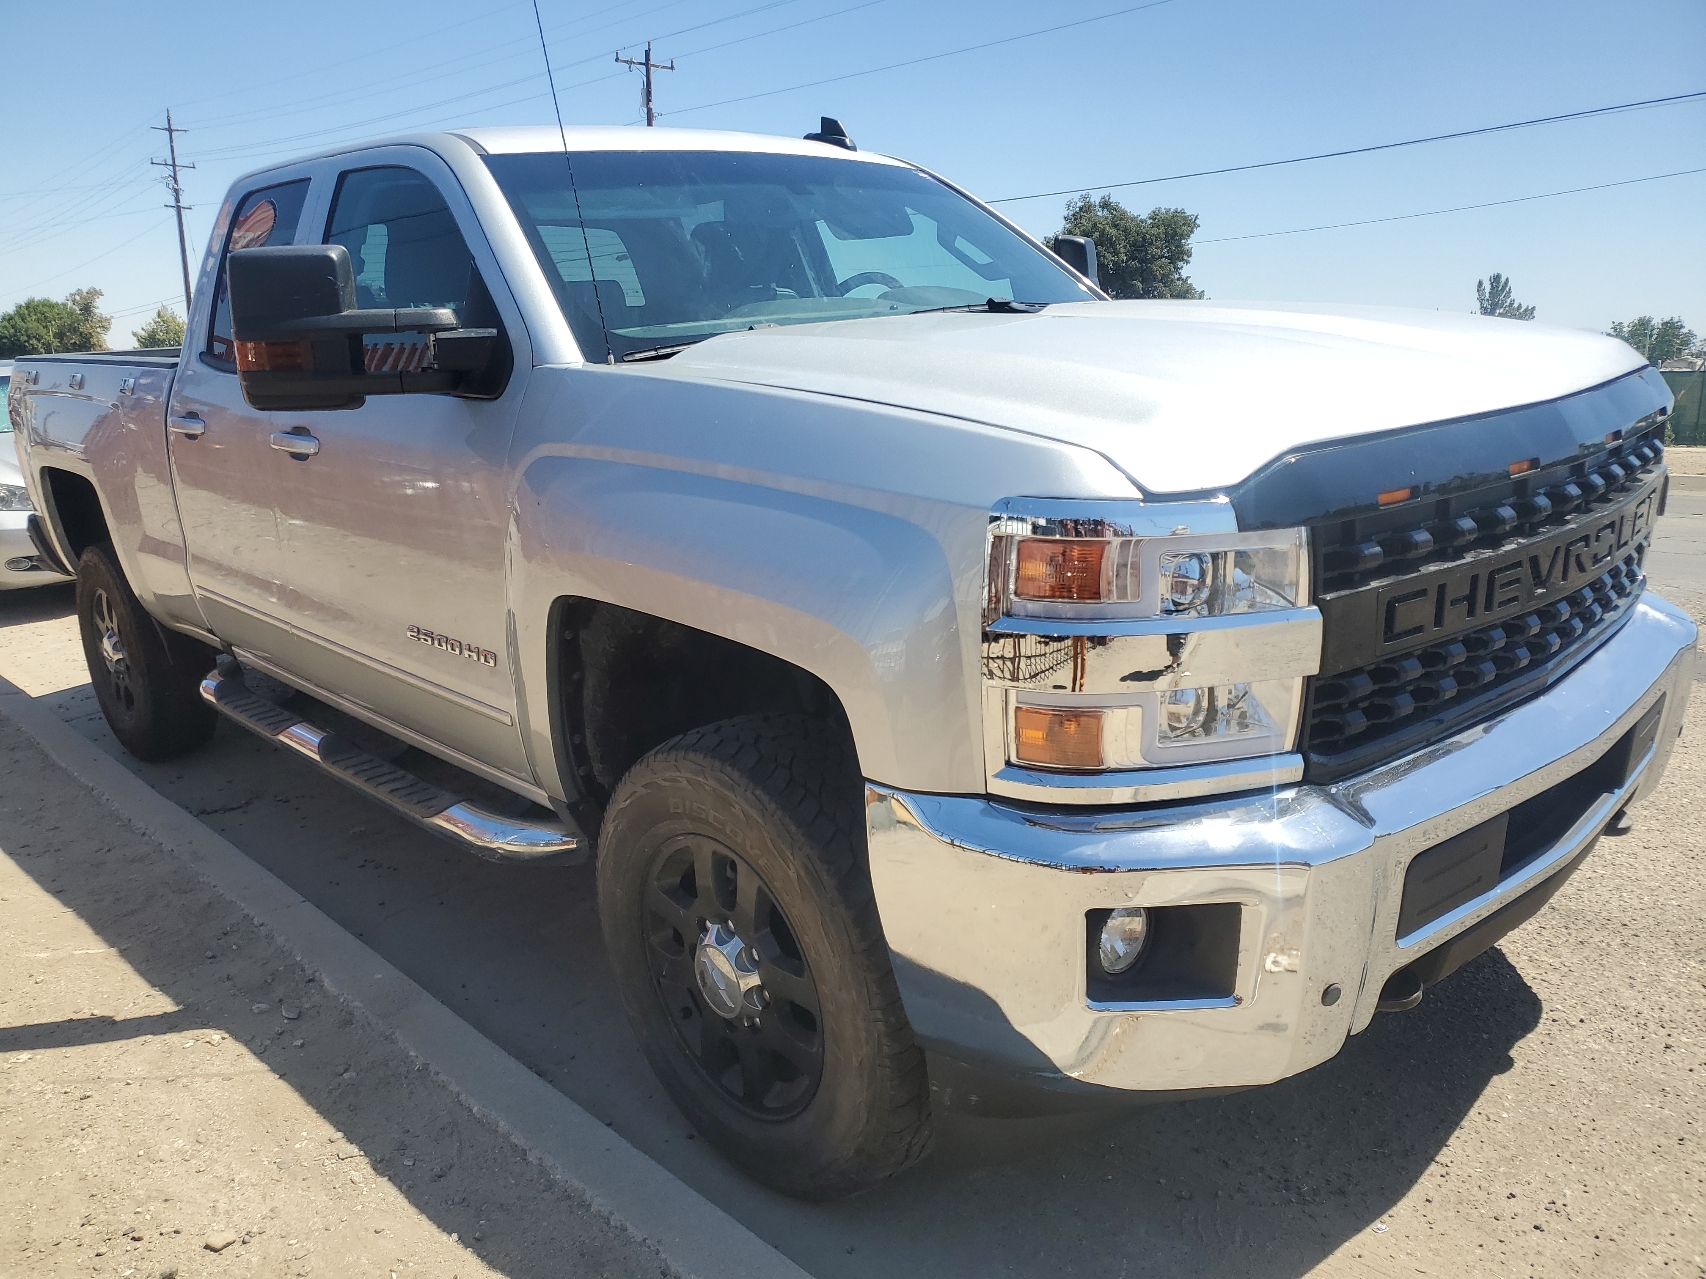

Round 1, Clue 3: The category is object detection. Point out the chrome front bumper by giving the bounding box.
[866,593,1697,1097]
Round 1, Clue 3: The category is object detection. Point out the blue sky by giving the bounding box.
[3,0,1701,343]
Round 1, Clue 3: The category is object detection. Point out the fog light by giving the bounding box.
[1098,906,1150,974]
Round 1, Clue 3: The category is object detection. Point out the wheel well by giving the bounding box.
[550,599,852,825]
[40,468,109,560]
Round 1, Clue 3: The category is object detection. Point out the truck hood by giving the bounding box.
[657,300,1648,494]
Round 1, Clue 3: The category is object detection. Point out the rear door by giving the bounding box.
[254,157,533,783]
[166,176,313,663]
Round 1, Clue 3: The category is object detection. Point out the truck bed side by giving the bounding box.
[13,350,204,634]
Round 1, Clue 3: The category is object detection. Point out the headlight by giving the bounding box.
[982,502,1321,801]
[0,484,33,513]
[991,523,1303,621]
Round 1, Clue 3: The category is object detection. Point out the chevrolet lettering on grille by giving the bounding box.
[1320,474,1661,673]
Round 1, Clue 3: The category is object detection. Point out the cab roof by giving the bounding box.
[235,124,908,188]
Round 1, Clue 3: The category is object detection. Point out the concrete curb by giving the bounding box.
[0,680,809,1279]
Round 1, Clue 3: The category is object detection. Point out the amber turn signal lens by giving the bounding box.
[234,339,310,372]
[1013,706,1105,770]
[1014,538,1107,601]
[1376,485,1417,508]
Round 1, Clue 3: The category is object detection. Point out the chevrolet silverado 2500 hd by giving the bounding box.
[10,122,1693,1200]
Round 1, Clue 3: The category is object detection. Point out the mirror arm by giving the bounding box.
[258,306,461,339]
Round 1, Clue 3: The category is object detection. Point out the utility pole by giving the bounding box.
[151,110,195,316]
[614,42,674,126]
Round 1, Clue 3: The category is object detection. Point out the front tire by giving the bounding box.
[76,544,218,761]
[598,714,932,1200]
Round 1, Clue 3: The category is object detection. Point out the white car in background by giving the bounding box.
[1,359,76,589]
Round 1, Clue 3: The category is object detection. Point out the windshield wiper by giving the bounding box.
[898,298,1051,318]
[619,341,702,363]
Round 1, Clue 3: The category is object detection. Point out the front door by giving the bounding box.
[255,163,532,783]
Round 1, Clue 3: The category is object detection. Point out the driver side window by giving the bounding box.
[325,167,476,316]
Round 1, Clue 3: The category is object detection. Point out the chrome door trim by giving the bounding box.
[268,431,320,457]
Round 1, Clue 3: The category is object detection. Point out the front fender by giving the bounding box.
[506,365,1138,797]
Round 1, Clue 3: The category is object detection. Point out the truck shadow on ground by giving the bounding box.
[0,583,1545,1278]
[0,738,654,1279]
[826,949,1541,1278]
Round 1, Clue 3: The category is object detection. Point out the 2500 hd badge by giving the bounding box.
[406,625,498,667]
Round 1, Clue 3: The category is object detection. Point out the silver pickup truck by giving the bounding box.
[11,122,1694,1200]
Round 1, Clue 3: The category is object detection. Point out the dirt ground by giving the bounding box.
[1665,445,1706,476]
[1,555,1704,1277]
[0,712,666,1279]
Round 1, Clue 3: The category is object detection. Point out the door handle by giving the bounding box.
[269,431,320,458]
[168,413,205,439]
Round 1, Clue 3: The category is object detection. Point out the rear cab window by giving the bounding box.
[206,179,311,368]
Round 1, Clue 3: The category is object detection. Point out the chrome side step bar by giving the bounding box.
[199,667,582,865]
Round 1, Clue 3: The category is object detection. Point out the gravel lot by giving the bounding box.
[1,473,1704,1277]
[0,713,667,1278]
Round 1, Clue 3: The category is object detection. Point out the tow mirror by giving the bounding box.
[1053,235,1099,288]
[227,244,496,411]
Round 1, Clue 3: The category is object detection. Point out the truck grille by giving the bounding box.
[1301,425,1667,782]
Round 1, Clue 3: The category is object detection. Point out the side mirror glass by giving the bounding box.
[1053,235,1099,288]
[228,244,493,411]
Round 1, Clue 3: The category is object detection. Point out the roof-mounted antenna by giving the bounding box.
[530,0,613,365]
[804,117,856,151]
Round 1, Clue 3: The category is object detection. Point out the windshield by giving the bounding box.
[485,150,1094,362]
[0,374,10,430]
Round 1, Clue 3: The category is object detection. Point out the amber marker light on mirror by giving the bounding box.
[1014,538,1108,601]
[234,339,311,372]
[1013,706,1105,769]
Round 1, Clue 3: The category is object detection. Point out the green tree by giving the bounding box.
[132,305,186,349]
[1050,195,1204,300]
[1475,273,1535,320]
[1608,316,1697,365]
[0,287,112,357]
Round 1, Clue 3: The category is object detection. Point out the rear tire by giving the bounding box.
[598,713,932,1200]
[76,543,218,761]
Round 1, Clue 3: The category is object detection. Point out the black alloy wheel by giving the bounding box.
[75,543,218,761]
[598,714,933,1200]
[645,834,824,1119]
[89,583,136,718]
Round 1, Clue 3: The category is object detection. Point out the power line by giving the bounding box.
[665,0,1184,116]
[2,217,172,303]
[181,0,866,165]
[989,89,1706,203]
[1197,166,1706,244]
[151,111,196,315]
[674,0,892,60]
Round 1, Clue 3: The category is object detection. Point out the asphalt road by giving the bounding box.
[2,492,1704,1277]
